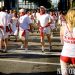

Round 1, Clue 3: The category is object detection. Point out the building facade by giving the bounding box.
[0,0,37,11]
[18,0,37,9]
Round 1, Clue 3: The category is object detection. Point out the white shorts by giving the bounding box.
[4,33,9,39]
[19,28,29,40]
[39,27,51,35]
[0,29,8,39]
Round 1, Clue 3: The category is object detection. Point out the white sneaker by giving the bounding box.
[25,48,28,51]
[42,46,44,52]
[21,44,24,49]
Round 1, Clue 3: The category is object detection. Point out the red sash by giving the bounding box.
[22,30,26,37]
[39,24,50,38]
[21,29,30,37]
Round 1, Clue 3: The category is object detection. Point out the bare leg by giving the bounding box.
[24,39,28,50]
[60,60,68,75]
[21,37,28,50]
[3,38,8,51]
[46,34,51,46]
[20,39,24,48]
[5,38,8,46]
[24,32,29,50]
[46,34,51,51]
[40,33,45,52]
[0,39,2,49]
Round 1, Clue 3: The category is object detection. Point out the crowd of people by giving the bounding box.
[0,6,61,53]
[0,6,75,75]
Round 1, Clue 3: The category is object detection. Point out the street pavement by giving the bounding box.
[0,29,62,75]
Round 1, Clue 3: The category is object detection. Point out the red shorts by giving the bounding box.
[60,56,75,64]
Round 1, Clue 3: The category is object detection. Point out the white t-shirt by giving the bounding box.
[19,15,32,30]
[0,11,8,27]
[0,11,9,38]
[61,25,75,57]
[36,13,40,20]
[38,13,51,27]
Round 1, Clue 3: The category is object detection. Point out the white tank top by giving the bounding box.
[61,25,75,57]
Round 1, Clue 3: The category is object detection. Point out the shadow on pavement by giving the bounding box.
[0,72,61,75]
[0,53,59,58]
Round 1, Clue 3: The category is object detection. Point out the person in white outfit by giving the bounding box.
[11,11,19,41]
[60,8,75,75]
[19,8,33,51]
[38,6,52,52]
[0,7,9,52]
[49,11,57,30]
[58,11,66,26]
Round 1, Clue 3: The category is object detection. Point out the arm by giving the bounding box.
[47,19,52,26]
[60,26,64,45]
[44,15,52,27]
[29,23,34,33]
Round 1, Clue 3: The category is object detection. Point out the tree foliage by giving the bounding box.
[26,0,51,8]
[73,0,75,7]
[58,0,62,11]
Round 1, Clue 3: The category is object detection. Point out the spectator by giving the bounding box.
[11,11,19,41]
[60,8,75,75]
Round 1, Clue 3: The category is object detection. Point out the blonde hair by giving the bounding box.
[66,8,75,28]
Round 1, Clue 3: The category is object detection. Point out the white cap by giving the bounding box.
[40,6,46,10]
[19,9,25,12]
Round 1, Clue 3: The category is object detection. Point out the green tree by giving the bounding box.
[73,0,75,7]
[58,0,62,11]
[25,0,51,9]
